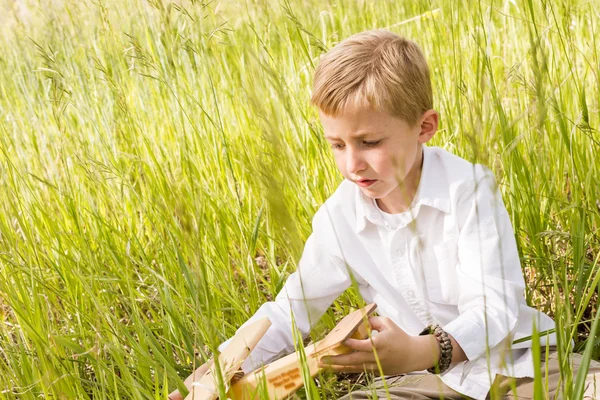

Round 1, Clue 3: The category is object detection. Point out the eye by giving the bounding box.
[331,143,345,150]
[363,140,381,147]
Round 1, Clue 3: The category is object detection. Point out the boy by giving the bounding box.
[170,30,599,399]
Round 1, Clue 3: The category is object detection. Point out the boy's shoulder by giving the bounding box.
[425,146,500,203]
[311,178,357,229]
[426,145,492,182]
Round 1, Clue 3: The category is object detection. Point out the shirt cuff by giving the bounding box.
[442,307,516,363]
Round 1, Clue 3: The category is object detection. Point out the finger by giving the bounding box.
[368,316,388,332]
[322,363,380,374]
[344,337,375,352]
[319,351,375,367]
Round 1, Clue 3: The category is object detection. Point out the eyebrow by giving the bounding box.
[324,132,381,141]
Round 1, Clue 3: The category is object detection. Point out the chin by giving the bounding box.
[359,187,381,198]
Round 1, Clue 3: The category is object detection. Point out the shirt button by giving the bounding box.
[407,289,415,298]
[396,247,405,257]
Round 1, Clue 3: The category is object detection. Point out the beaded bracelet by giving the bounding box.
[418,324,452,374]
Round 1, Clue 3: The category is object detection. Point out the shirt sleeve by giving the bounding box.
[217,204,352,373]
[442,165,526,363]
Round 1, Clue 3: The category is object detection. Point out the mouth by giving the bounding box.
[355,179,377,188]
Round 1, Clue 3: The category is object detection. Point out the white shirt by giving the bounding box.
[219,145,557,400]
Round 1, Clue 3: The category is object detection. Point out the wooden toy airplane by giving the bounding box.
[184,303,377,400]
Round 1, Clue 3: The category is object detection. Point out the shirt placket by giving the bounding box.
[390,229,436,327]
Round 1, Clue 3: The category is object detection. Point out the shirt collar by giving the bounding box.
[354,145,450,233]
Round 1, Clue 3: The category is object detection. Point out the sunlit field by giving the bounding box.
[0,0,598,398]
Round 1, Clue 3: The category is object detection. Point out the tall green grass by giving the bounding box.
[0,0,598,398]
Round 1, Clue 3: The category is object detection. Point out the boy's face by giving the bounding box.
[319,105,437,210]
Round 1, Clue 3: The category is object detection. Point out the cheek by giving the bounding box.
[371,151,394,173]
[387,149,412,175]
[333,153,347,173]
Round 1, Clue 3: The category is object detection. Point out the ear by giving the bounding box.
[417,109,439,144]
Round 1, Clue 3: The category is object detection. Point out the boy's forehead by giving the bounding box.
[319,106,402,139]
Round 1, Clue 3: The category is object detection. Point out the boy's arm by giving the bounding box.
[442,166,526,363]
[218,205,352,373]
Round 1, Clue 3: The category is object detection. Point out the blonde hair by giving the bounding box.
[311,30,432,127]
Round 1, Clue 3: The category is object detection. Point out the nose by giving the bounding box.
[346,146,367,175]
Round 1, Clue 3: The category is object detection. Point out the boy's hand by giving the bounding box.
[318,316,440,375]
[168,360,212,400]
